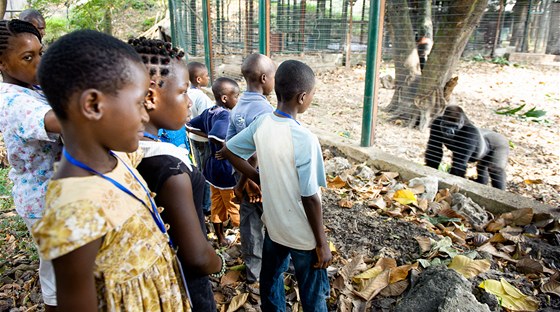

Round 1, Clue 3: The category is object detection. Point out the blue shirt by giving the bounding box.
[188,106,236,189]
[226,91,273,141]
[158,126,191,152]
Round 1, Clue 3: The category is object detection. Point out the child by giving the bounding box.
[187,61,214,214]
[32,30,189,311]
[129,37,224,312]
[0,19,61,311]
[222,60,332,311]
[225,53,276,283]
[187,77,241,246]
[19,9,46,38]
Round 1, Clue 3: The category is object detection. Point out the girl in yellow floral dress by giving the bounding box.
[31,30,190,311]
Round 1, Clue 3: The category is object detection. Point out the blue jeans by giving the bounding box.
[260,233,329,312]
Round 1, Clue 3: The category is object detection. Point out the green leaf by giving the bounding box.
[496,104,526,116]
[521,107,546,118]
[421,215,461,225]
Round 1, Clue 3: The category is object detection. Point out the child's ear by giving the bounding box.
[144,83,157,111]
[221,95,228,104]
[196,76,202,84]
[0,59,5,72]
[260,74,267,84]
[79,89,104,121]
[297,92,307,105]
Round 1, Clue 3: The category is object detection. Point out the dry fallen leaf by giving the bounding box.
[477,243,518,263]
[448,255,491,278]
[379,279,409,297]
[393,189,417,206]
[353,269,390,301]
[220,270,241,286]
[226,292,249,312]
[328,176,348,189]
[338,199,354,209]
[389,263,418,284]
[415,236,432,254]
[479,278,539,311]
[541,272,560,296]
[516,258,544,274]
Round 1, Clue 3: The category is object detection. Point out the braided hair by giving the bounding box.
[0,19,42,58]
[128,37,185,88]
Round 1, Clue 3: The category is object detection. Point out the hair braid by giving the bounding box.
[127,37,184,87]
[0,19,42,57]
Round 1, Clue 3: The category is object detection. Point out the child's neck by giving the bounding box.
[275,102,298,120]
[2,75,33,89]
[142,123,159,140]
[246,84,265,95]
[191,83,201,89]
[57,130,117,177]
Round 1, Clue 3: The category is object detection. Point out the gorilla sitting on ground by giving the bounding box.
[425,105,509,190]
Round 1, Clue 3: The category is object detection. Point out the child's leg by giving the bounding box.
[260,232,290,311]
[290,248,330,312]
[222,189,240,227]
[210,185,228,245]
[23,218,57,308]
[239,200,264,283]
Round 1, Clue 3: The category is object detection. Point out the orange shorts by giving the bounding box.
[210,186,240,226]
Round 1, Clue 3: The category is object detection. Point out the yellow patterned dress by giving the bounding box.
[32,154,191,311]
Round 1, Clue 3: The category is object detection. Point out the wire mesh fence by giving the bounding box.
[167,0,560,203]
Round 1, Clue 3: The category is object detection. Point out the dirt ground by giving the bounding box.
[300,60,560,208]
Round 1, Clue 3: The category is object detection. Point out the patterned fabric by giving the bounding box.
[0,83,62,219]
[32,154,190,311]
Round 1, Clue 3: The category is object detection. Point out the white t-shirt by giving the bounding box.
[187,87,214,142]
[226,113,327,250]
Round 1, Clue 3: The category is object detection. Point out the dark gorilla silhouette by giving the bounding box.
[425,105,509,190]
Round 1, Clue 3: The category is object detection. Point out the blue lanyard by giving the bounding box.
[274,109,300,125]
[62,148,173,247]
[143,131,160,141]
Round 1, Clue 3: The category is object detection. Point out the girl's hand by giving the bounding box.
[313,245,332,269]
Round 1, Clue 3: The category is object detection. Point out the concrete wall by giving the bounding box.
[313,128,558,217]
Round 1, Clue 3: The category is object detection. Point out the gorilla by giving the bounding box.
[425,106,509,190]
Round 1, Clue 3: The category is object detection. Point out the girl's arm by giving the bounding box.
[44,110,62,133]
[186,128,208,138]
[52,238,102,311]
[157,173,222,275]
[220,147,260,184]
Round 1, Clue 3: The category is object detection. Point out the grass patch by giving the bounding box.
[0,166,38,264]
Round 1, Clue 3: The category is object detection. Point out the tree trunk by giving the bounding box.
[416,0,433,39]
[387,0,488,129]
[546,2,560,55]
[0,0,6,20]
[510,0,529,51]
[384,0,421,115]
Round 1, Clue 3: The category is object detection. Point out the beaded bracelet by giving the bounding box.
[211,251,226,278]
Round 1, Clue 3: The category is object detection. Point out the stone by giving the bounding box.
[408,176,439,202]
[354,164,376,181]
[452,193,490,230]
[395,266,490,312]
[324,157,351,176]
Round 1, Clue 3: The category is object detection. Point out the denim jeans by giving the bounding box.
[260,233,329,312]
[240,199,264,283]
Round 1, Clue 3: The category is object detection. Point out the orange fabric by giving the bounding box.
[210,186,240,226]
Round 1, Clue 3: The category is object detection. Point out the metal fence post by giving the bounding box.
[361,0,385,147]
[202,0,214,82]
[259,0,271,55]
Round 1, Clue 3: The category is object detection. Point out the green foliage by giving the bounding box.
[496,104,550,124]
[44,16,69,44]
[472,54,486,62]
[491,56,510,66]
[438,163,451,173]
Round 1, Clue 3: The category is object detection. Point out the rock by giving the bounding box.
[380,74,395,89]
[408,177,439,202]
[354,164,376,181]
[324,157,351,176]
[395,266,490,312]
[451,193,489,230]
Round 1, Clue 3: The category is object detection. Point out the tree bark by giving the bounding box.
[387,0,488,129]
[546,1,560,55]
[509,0,529,51]
[0,0,6,20]
[384,0,421,114]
